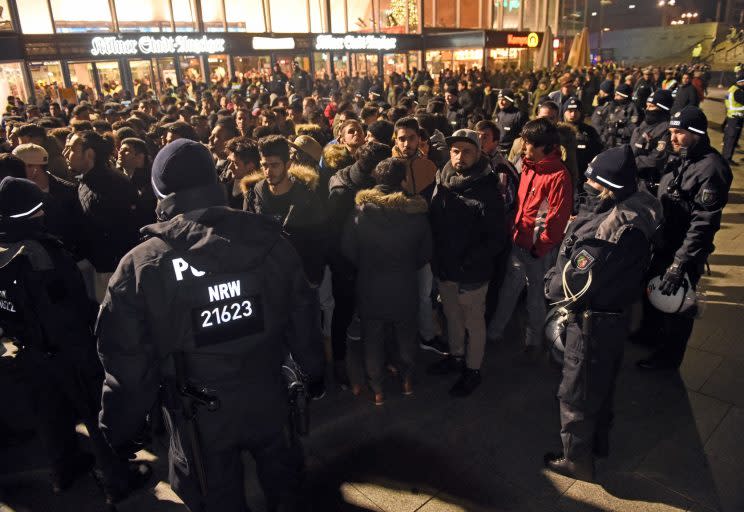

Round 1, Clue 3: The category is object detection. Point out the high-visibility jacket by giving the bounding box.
[725,85,744,118]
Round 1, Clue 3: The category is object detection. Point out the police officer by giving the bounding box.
[493,89,527,154]
[96,139,325,511]
[543,146,662,481]
[0,177,149,504]
[562,98,602,188]
[637,107,733,370]
[590,80,614,142]
[629,89,674,194]
[601,83,642,148]
[722,71,744,165]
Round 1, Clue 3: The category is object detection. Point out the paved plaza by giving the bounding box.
[1,92,743,512]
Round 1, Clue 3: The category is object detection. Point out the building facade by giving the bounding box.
[0,0,559,109]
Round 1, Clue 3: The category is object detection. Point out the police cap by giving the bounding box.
[0,177,45,221]
[584,145,638,201]
[646,89,673,112]
[669,106,708,135]
[615,83,633,98]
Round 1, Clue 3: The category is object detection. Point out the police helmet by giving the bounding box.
[646,274,698,314]
[544,306,571,365]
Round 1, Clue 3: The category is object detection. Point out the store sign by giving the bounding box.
[252,37,295,50]
[506,32,540,48]
[314,34,397,52]
[90,35,226,57]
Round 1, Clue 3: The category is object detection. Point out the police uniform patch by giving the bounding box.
[572,249,595,271]
[656,140,666,152]
[700,188,719,208]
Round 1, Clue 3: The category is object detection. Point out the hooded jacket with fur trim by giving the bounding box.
[240,163,326,285]
[342,186,432,320]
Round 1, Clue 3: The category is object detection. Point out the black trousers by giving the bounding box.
[167,419,303,512]
[330,267,356,362]
[722,116,744,162]
[636,259,700,368]
[557,313,626,461]
[21,349,128,483]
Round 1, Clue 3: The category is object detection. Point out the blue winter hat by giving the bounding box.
[584,145,638,201]
[151,138,217,198]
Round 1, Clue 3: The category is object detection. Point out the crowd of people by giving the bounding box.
[0,59,733,509]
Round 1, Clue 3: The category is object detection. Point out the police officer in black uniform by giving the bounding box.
[637,107,733,370]
[96,139,325,511]
[629,89,674,194]
[543,146,662,481]
[590,80,615,141]
[562,97,602,183]
[601,83,642,148]
[493,89,527,154]
[0,177,149,504]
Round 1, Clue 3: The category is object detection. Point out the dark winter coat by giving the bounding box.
[326,161,376,275]
[241,164,327,285]
[671,83,700,114]
[342,186,432,321]
[77,165,140,273]
[430,156,507,285]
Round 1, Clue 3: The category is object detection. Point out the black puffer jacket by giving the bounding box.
[430,156,507,285]
[342,186,432,321]
[97,185,324,453]
[326,161,376,274]
[77,165,140,272]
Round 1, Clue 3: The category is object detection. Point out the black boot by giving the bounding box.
[51,451,96,493]
[427,355,464,376]
[449,368,482,397]
[98,461,152,505]
[543,452,595,482]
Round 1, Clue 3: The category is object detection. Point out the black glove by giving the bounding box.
[659,263,684,296]
[308,379,326,400]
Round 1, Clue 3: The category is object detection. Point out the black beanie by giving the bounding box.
[0,177,45,220]
[646,89,673,112]
[615,83,632,99]
[499,89,515,103]
[599,80,615,95]
[368,120,394,146]
[584,145,638,201]
[669,106,708,135]
[151,138,217,198]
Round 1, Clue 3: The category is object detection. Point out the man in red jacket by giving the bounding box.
[487,118,573,361]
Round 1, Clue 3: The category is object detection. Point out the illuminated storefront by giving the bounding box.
[0,0,557,104]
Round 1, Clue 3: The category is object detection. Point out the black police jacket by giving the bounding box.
[573,122,603,178]
[657,139,733,269]
[545,191,662,311]
[96,185,324,452]
[630,119,671,190]
[601,101,642,148]
[494,106,527,151]
[0,222,98,355]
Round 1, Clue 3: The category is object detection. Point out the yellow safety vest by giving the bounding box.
[725,85,744,118]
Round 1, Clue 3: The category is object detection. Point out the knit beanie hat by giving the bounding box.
[151,139,217,198]
[584,145,638,201]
